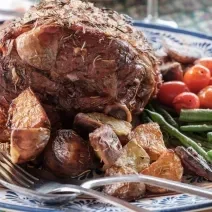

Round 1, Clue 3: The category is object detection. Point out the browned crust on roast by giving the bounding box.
[0,0,159,116]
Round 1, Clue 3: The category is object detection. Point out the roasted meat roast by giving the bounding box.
[0,0,163,190]
[0,0,159,120]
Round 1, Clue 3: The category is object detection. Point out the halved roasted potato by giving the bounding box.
[175,146,212,181]
[132,123,167,161]
[142,150,183,193]
[89,125,122,169]
[103,165,146,201]
[44,130,96,177]
[7,88,51,163]
[164,39,201,64]
[11,128,50,163]
[74,112,132,145]
[8,88,50,129]
[115,139,150,172]
[102,139,149,200]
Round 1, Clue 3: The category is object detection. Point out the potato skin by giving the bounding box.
[74,112,132,145]
[8,88,50,129]
[73,113,102,137]
[89,125,122,169]
[7,88,51,163]
[132,123,167,161]
[115,139,150,172]
[44,130,96,177]
[103,165,146,201]
[142,150,183,193]
[10,128,50,163]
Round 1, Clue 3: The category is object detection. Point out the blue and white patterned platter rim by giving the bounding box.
[0,22,212,212]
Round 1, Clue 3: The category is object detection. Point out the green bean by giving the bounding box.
[151,100,178,116]
[188,133,212,149]
[141,111,153,123]
[207,150,212,160]
[159,105,178,116]
[199,141,212,150]
[189,137,212,150]
[179,109,212,122]
[180,125,212,132]
[187,122,212,125]
[145,109,212,163]
[162,131,171,147]
[203,147,210,152]
[146,104,155,112]
[207,132,212,142]
[185,132,207,142]
[154,105,179,128]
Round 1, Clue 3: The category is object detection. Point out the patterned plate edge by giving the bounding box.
[133,21,212,41]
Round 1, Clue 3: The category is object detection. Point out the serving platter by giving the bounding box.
[0,22,212,212]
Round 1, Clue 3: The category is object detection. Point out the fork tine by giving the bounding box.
[0,164,15,184]
[0,152,39,181]
[0,162,31,187]
[0,158,35,186]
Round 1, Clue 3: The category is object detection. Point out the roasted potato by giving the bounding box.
[10,128,50,163]
[132,123,167,161]
[73,113,102,137]
[8,88,50,129]
[74,112,132,145]
[103,139,149,200]
[164,40,201,64]
[44,130,96,177]
[175,146,212,181]
[159,62,183,81]
[89,125,122,169]
[115,139,150,172]
[142,150,183,193]
[103,165,146,201]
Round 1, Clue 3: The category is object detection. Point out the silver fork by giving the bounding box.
[1,153,212,211]
[0,152,147,212]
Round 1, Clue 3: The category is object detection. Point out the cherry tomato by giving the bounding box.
[173,92,200,113]
[157,81,189,106]
[183,64,211,93]
[195,57,212,75]
[198,86,212,109]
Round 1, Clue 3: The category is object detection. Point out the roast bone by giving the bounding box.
[0,0,159,118]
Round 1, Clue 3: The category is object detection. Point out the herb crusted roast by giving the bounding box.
[0,0,159,121]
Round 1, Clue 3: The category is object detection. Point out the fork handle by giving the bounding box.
[50,184,148,212]
[81,174,212,199]
[0,178,147,212]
